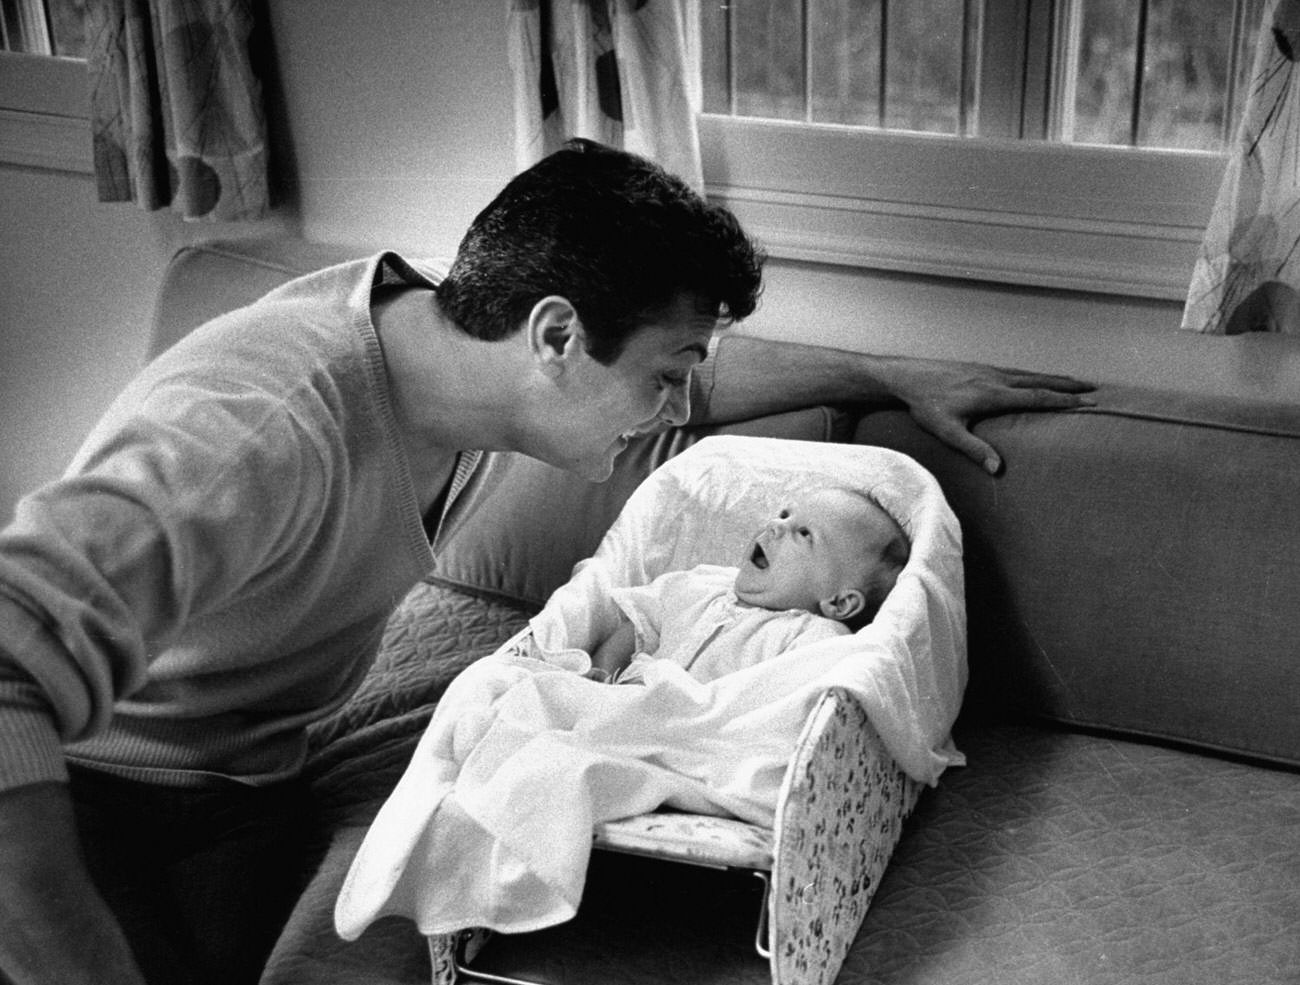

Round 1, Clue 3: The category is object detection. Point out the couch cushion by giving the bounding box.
[841,725,1300,985]
[150,237,370,357]
[854,381,1300,768]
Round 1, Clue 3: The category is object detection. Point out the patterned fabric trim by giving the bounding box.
[429,928,492,985]
[770,687,922,985]
[594,811,774,870]
[427,933,455,985]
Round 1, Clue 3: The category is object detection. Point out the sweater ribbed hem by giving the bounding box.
[0,702,67,791]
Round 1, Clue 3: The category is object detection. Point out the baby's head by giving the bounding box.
[734,487,910,628]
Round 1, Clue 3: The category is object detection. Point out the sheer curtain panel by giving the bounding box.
[86,0,269,221]
[507,0,702,189]
[1184,0,1300,332]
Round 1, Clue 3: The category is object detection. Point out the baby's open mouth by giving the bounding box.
[749,543,769,569]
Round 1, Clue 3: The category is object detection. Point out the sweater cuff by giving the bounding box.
[0,683,67,791]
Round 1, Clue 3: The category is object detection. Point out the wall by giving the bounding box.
[0,0,1188,518]
[266,0,514,256]
[0,167,274,511]
[750,259,1182,379]
[0,1,514,515]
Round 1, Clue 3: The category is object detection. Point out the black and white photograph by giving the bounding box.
[0,2,1296,984]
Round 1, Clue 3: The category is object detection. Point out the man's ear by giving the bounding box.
[818,588,866,622]
[527,296,583,378]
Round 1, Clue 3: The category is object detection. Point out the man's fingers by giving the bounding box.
[917,413,1002,474]
[996,387,1098,411]
[994,369,1097,393]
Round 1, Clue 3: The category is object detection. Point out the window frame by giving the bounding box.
[697,0,1234,301]
[0,51,91,173]
[699,111,1222,301]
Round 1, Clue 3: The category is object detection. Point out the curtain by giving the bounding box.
[507,0,703,190]
[86,0,269,222]
[1183,0,1300,333]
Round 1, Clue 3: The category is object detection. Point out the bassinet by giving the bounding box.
[337,436,966,985]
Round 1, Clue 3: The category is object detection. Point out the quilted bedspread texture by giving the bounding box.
[305,579,535,821]
[259,580,534,985]
[841,726,1299,985]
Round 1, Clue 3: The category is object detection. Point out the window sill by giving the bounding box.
[699,114,1224,300]
[0,52,91,173]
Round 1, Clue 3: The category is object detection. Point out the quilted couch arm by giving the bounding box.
[769,687,922,985]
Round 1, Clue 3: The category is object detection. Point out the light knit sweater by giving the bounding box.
[0,253,487,790]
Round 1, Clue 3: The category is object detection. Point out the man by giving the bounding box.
[0,140,1089,985]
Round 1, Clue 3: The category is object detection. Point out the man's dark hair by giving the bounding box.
[436,139,765,363]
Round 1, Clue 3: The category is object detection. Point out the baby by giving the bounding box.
[587,487,910,684]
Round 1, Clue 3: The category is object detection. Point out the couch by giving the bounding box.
[145,237,1298,985]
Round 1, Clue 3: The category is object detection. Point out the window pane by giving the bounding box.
[1071,0,1139,145]
[703,0,1254,154]
[700,0,731,114]
[1068,0,1262,150]
[2,0,51,53]
[1138,0,1262,151]
[1,0,85,57]
[810,0,883,127]
[733,0,806,121]
[48,0,87,59]
[884,0,963,134]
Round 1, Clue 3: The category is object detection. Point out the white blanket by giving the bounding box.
[335,436,966,939]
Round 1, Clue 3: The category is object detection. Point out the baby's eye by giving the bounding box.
[798,527,811,539]
[778,509,790,519]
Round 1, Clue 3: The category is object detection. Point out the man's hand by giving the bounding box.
[883,357,1096,474]
[0,782,146,985]
[695,336,1096,473]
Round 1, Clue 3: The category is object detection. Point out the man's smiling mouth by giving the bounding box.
[619,424,659,443]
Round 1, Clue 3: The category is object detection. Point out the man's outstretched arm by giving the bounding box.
[694,335,1095,474]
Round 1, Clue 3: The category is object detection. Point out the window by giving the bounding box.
[0,0,90,173]
[1057,0,1261,151]
[2,0,86,56]
[697,0,1262,299]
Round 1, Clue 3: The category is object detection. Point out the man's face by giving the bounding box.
[546,293,714,481]
[734,489,899,615]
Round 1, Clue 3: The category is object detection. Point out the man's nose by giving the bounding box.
[660,380,690,428]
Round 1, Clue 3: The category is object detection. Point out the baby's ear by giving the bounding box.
[818,589,865,622]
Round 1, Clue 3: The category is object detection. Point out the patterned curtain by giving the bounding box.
[507,0,703,190]
[1183,0,1300,333]
[86,0,269,222]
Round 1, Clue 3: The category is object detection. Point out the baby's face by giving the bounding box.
[734,488,900,616]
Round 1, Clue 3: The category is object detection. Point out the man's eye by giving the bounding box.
[778,510,790,519]
[798,527,811,539]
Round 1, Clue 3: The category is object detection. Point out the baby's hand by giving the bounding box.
[612,654,652,686]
